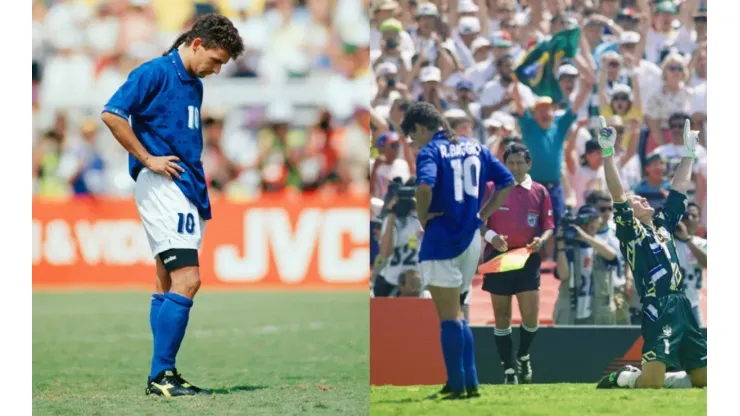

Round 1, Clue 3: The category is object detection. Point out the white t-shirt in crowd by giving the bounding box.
[633,60,663,110]
[370,27,415,55]
[675,236,707,307]
[571,165,607,208]
[464,58,496,94]
[645,27,693,64]
[370,157,411,199]
[653,143,707,176]
[479,79,536,113]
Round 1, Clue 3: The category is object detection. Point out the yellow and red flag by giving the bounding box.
[478,248,531,275]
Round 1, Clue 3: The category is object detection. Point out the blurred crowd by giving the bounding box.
[32,0,373,199]
[369,0,708,306]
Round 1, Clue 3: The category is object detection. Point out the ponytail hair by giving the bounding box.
[163,31,191,56]
[441,118,458,143]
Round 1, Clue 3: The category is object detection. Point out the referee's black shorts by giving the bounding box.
[481,250,542,296]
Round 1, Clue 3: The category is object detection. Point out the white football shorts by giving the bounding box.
[421,233,481,290]
[134,168,205,258]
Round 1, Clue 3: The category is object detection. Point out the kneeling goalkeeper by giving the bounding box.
[596,117,706,389]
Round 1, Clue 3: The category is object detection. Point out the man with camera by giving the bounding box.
[480,143,554,385]
[553,204,620,326]
[373,179,423,298]
[587,190,634,325]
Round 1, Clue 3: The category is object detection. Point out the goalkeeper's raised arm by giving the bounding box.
[671,119,700,195]
[597,116,626,203]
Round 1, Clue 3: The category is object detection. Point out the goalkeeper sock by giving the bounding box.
[461,319,479,389]
[440,320,464,393]
[493,326,514,370]
[663,371,693,389]
[150,292,193,380]
[149,294,165,339]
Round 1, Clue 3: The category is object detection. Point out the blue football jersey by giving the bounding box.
[103,51,211,220]
[416,132,514,261]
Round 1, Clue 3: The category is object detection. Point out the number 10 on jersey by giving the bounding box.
[451,156,481,201]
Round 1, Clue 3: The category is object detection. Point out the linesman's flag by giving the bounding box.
[478,247,531,274]
[515,27,581,102]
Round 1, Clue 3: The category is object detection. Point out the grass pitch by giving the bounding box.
[33,292,368,416]
[370,384,707,415]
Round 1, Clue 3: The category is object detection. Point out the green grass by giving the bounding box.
[33,292,369,416]
[370,384,707,416]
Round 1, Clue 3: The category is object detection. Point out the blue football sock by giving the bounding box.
[150,292,193,380]
[461,319,479,389]
[149,294,165,339]
[440,320,464,394]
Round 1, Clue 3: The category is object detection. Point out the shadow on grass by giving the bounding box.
[211,385,268,395]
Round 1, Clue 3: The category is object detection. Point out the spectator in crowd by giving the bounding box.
[56,117,106,197]
[397,269,432,298]
[644,53,693,153]
[568,139,607,208]
[480,54,534,119]
[674,201,707,326]
[513,71,593,226]
[653,112,707,185]
[553,204,619,326]
[443,108,475,139]
[632,152,671,210]
[587,190,633,326]
[370,132,411,199]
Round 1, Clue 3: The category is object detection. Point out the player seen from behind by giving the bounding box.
[401,102,515,399]
[596,116,707,390]
[101,14,244,397]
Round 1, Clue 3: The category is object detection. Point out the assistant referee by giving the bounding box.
[481,143,554,385]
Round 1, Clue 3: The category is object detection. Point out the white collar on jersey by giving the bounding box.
[515,174,533,190]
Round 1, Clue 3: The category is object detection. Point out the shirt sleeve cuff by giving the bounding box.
[102,106,130,120]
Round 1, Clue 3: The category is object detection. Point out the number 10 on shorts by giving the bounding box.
[177,213,196,234]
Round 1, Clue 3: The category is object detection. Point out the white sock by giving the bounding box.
[617,368,641,388]
[663,371,693,389]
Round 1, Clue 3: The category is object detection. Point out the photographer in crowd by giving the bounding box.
[553,204,619,326]
[587,190,634,325]
[372,178,424,297]
[674,202,707,326]
[481,143,554,385]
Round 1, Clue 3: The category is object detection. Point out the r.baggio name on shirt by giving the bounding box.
[439,142,482,159]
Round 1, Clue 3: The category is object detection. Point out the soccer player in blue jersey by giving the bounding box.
[401,102,515,399]
[101,14,244,397]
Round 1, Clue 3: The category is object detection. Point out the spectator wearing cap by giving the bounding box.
[644,53,693,153]
[371,1,415,54]
[480,54,536,119]
[631,152,671,210]
[582,15,616,55]
[444,108,474,138]
[567,139,608,208]
[511,69,593,227]
[452,15,485,69]
[645,0,696,65]
[450,80,483,140]
[410,2,441,62]
[373,61,412,109]
[370,132,411,199]
[483,117,503,146]
[56,118,106,197]
[598,65,644,154]
[373,18,413,78]
[555,64,588,119]
[497,17,526,60]
[464,37,495,93]
[417,66,448,112]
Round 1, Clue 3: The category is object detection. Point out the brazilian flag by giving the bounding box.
[515,28,581,103]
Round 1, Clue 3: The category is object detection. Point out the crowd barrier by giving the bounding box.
[33,193,370,289]
[370,297,708,385]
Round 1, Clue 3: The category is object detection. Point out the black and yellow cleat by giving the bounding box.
[146,370,198,397]
[596,365,638,389]
[173,368,212,395]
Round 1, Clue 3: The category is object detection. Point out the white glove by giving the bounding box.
[597,116,617,155]
[683,118,700,158]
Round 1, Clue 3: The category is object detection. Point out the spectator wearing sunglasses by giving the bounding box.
[653,112,707,180]
[587,190,633,326]
[644,53,693,153]
[598,75,643,156]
